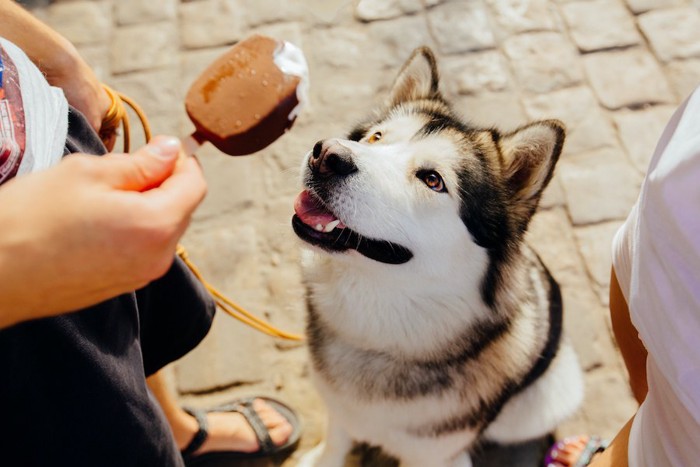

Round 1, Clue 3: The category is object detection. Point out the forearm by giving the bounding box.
[0,1,82,79]
[0,1,109,131]
[610,268,648,404]
[584,270,644,467]
[0,137,205,330]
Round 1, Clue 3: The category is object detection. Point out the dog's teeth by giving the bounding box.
[315,224,324,232]
[324,220,341,232]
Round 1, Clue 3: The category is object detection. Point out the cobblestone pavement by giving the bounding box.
[34,0,700,464]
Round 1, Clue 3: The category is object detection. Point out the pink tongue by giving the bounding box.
[294,190,339,227]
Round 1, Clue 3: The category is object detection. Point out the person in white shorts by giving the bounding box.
[550,87,700,467]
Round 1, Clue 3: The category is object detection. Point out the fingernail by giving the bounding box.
[147,136,181,158]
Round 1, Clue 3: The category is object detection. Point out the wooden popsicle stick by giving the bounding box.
[180,133,202,158]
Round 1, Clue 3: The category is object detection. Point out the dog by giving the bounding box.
[291,47,584,467]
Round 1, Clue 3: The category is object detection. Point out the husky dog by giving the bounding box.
[292,47,583,467]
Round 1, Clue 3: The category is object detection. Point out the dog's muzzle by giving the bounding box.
[292,139,413,265]
[308,139,358,179]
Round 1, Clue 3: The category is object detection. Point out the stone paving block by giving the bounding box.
[240,0,304,26]
[556,367,637,441]
[665,59,700,100]
[625,0,688,14]
[368,15,435,68]
[175,225,274,393]
[612,105,676,173]
[110,22,177,74]
[583,48,674,109]
[261,132,316,199]
[110,68,180,117]
[253,22,304,50]
[454,93,529,132]
[47,0,111,46]
[179,0,246,49]
[486,0,561,36]
[540,174,566,209]
[560,0,641,52]
[522,86,618,155]
[75,44,110,81]
[262,197,307,262]
[559,283,615,372]
[503,32,583,93]
[442,51,512,95]
[427,1,496,55]
[307,27,370,69]
[180,46,232,95]
[289,0,355,25]
[264,258,306,331]
[143,113,182,146]
[573,221,624,305]
[354,0,422,21]
[528,208,588,289]
[176,288,274,393]
[638,7,700,63]
[558,148,642,225]
[527,208,609,371]
[314,68,382,117]
[115,0,176,25]
[191,144,267,223]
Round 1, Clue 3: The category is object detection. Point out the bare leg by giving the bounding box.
[146,369,293,455]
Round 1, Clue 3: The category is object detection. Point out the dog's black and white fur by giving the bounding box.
[292,47,583,467]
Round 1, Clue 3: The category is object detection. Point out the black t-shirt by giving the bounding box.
[0,109,216,466]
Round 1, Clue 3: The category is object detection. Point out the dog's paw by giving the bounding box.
[451,452,473,467]
[297,443,324,467]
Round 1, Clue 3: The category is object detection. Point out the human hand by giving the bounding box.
[0,136,207,328]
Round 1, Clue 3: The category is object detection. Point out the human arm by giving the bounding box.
[586,268,647,466]
[610,268,648,404]
[0,136,206,329]
[0,0,110,133]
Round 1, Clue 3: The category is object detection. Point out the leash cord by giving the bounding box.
[101,84,304,342]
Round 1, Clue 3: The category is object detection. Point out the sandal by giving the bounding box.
[544,435,609,467]
[181,396,302,466]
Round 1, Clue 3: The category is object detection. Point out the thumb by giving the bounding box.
[109,135,182,191]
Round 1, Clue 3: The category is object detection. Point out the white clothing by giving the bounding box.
[0,37,67,176]
[613,86,700,467]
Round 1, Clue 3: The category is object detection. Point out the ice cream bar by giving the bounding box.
[184,34,309,156]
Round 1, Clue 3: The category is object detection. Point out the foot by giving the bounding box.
[545,435,607,467]
[177,398,294,455]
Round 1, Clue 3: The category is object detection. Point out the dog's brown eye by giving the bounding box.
[419,170,446,193]
[368,132,382,143]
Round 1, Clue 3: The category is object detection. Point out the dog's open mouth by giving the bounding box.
[292,190,413,265]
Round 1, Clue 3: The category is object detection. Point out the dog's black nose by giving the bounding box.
[309,140,358,177]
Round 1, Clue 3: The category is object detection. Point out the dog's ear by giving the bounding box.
[498,120,565,216]
[388,47,440,106]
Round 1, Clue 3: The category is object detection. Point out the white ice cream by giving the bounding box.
[273,40,310,121]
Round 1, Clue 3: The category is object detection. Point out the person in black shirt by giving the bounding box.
[0,3,297,466]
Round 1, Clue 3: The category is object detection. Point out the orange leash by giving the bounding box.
[100,84,304,342]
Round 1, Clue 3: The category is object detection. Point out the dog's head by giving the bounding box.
[293,47,564,300]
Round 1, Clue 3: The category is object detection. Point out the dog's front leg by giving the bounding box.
[297,415,353,467]
[450,452,473,467]
[401,451,473,467]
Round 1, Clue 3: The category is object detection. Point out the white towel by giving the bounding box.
[0,37,68,178]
